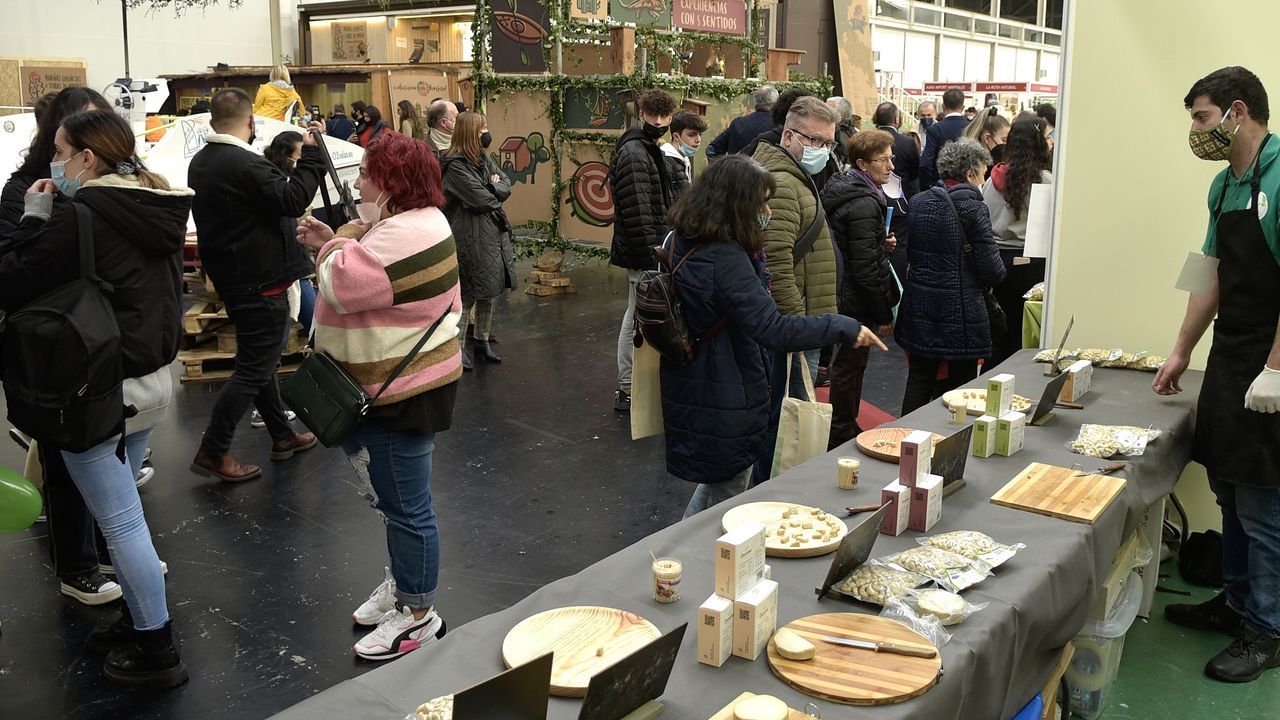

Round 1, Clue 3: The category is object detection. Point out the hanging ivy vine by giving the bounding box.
[472,0,832,260]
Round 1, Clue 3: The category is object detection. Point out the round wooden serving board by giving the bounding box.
[766,613,941,706]
[501,606,661,697]
[855,428,946,463]
[941,388,1034,417]
[721,501,849,558]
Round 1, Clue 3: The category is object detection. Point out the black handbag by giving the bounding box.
[282,313,448,447]
[937,187,1009,340]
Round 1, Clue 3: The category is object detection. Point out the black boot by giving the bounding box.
[474,340,502,364]
[1205,622,1280,683]
[461,338,473,372]
[103,621,189,687]
[87,605,135,657]
[1166,591,1243,635]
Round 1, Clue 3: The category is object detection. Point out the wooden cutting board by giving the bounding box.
[855,428,945,464]
[990,462,1127,525]
[766,613,941,706]
[707,692,812,720]
[940,388,1034,417]
[722,501,848,558]
[501,606,660,697]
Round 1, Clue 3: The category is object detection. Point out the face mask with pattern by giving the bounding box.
[1189,103,1242,161]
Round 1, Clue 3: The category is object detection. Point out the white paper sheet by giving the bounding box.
[1022,183,1054,258]
[1174,252,1220,294]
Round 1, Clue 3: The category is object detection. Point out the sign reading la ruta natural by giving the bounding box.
[672,0,746,35]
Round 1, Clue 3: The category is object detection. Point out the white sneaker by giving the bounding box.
[250,410,296,428]
[354,604,446,661]
[99,560,169,576]
[135,465,155,488]
[352,567,397,626]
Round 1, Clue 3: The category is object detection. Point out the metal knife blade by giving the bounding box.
[817,634,938,658]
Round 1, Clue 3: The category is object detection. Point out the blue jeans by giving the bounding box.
[683,466,753,519]
[343,423,440,610]
[61,429,168,630]
[297,279,316,336]
[1211,478,1280,638]
[753,349,821,485]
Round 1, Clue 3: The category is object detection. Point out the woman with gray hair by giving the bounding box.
[895,137,1007,413]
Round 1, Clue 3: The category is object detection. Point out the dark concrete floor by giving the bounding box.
[0,259,908,720]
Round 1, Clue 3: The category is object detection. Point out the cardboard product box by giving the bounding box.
[973,415,997,458]
[715,523,766,599]
[995,411,1026,457]
[986,373,1016,417]
[899,430,935,488]
[732,579,778,660]
[697,593,735,667]
[880,481,911,536]
[1060,359,1094,402]
[1090,531,1142,621]
[909,473,944,532]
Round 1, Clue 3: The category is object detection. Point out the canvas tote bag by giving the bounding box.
[630,340,665,440]
[770,353,833,477]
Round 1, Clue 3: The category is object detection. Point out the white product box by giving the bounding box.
[973,415,997,458]
[986,373,1016,417]
[763,564,772,581]
[880,481,911,536]
[698,593,734,667]
[909,473,943,532]
[1060,360,1094,402]
[732,579,779,660]
[715,523,766,599]
[899,430,935,488]
[996,411,1026,457]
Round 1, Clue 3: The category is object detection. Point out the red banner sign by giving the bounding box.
[903,88,924,96]
[976,82,1028,92]
[1030,83,1060,94]
[673,0,747,35]
[923,82,973,92]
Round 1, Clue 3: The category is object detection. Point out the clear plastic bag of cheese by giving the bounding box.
[917,530,1026,569]
[407,694,453,720]
[1067,424,1163,459]
[880,588,989,646]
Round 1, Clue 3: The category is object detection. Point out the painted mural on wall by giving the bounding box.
[331,22,369,62]
[611,0,672,26]
[563,87,626,129]
[570,0,609,21]
[672,0,746,35]
[490,0,551,72]
[565,159,614,227]
[493,132,553,185]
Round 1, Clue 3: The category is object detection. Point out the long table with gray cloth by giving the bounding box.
[273,351,1200,720]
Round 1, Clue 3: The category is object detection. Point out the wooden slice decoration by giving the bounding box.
[501,606,660,697]
[941,388,1034,417]
[721,501,848,558]
[990,462,1126,525]
[766,613,941,706]
[533,249,565,272]
[707,692,811,720]
[855,428,946,464]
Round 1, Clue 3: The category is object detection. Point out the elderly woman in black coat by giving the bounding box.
[895,138,1007,414]
[660,156,886,519]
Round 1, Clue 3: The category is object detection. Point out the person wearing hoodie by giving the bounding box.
[981,115,1053,363]
[0,109,190,687]
[896,138,1007,414]
[187,88,321,482]
[441,112,515,370]
[253,64,306,122]
[660,109,705,192]
[821,130,901,448]
[608,89,677,412]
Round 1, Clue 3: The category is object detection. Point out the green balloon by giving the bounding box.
[0,465,42,533]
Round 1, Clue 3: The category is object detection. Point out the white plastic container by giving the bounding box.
[1067,571,1143,720]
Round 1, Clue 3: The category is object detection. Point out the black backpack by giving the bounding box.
[632,234,726,367]
[2,204,126,452]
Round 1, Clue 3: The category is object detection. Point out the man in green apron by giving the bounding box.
[1154,66,1280,683]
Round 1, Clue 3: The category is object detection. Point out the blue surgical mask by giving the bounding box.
[799,145,830,175]
[919,116,935,129]
[50,158,84,197]
[757,212,771,230]
[678,143,697,158]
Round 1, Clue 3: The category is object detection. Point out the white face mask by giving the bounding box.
[356,191,387,225]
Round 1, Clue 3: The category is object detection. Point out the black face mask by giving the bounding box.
[481,131,493,149]
[643,122,668,141]
[989,143,1005,164]
[919,117,935,129]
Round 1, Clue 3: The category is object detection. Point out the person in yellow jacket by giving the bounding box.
[253,64,305,122]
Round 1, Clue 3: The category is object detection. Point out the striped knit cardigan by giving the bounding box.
[313,206,463,405]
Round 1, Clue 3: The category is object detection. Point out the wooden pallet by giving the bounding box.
[183,301,229,335]
[177,342,309,383]
[525,283,578,297]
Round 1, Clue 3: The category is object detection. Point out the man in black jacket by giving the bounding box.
[875,101,920,278]
[188,88,321,482]
[919,89,970,189]
[705,85,777,158]
[326,103,354,140]
[609,89,676,411]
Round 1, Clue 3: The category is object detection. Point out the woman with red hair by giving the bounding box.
[297,133,461,661]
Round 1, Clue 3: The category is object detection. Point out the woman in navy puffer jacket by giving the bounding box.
[660,156,887,519]
[896,138,1007,414]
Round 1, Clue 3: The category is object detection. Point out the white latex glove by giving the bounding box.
[1244,365,1280,413]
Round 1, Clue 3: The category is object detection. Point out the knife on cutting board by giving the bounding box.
[817,634,938,658]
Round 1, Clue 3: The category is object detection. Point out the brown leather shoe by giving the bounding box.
[271,432,319,461]
[189,451,262,483]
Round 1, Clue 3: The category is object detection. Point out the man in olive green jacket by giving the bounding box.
[751,96,840,484]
